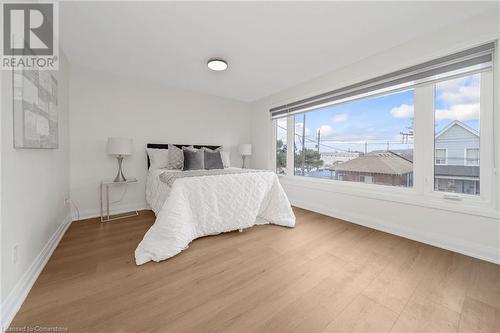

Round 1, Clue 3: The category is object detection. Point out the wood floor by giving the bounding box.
[10,208,500,333]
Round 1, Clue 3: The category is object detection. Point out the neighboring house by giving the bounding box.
[320,151,360,167]
[434,120,480,195]
[324,121,479,193]
[329,151,413,187]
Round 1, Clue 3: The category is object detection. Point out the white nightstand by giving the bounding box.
[100,178,139,222]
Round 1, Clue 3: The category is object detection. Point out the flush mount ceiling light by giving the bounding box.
[207,58,228,71]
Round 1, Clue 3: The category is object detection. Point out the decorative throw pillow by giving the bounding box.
[146,148,169,169]
[220,151,230,168]
[183,147,204,170]
[204,150,224,170]
[167,145,193,169]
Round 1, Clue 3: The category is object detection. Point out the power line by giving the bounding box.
[278,125,478,154]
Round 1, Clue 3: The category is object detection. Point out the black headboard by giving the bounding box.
[146,144,222,168]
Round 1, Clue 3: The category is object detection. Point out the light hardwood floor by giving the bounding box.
[10,208,500,332]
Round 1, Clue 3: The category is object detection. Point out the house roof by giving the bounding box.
[435,120,479,139]
[329,151,413,176]
[374,149,414,162]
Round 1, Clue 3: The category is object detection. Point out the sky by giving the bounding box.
[278,73,480,153]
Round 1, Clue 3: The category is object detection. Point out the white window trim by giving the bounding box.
[272,119,277,173]
[286,116,295,176]
[272,69,496,218]
[278,175,498,218]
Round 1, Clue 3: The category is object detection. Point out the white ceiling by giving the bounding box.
[60,1,497,102]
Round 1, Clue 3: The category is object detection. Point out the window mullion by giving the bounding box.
[286,116,294,175]
[414,83,434,195]
[272,119,277,171]
[479,70,494,204]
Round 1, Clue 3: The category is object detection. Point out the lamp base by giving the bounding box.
[114,156,127,182]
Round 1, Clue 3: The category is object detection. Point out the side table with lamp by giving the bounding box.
[100,137,139,222]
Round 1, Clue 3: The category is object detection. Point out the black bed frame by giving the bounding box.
[146,144,222,169]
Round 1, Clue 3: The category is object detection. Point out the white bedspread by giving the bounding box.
[145,168,177,215]
[136,170,295,265]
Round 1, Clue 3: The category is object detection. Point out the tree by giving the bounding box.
[295,148,323,173]
[276,139,287,173]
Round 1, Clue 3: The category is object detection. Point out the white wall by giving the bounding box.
[69,65,251,219]
[1,52,71,325]
[250,11,500,263]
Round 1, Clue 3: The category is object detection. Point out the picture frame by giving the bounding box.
[12,68,58,149]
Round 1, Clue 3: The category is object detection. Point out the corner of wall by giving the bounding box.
[1,214,71,329]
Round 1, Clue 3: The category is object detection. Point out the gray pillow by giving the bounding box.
[183,148,204,170]
[168,145,193,169]
[204,150,224,170]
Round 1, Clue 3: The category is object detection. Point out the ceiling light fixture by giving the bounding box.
[207,58,228,71]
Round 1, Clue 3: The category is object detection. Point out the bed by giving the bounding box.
[135,144,296,265]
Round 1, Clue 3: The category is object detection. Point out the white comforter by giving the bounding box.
[145,168,177,215]
[135,170,295,265]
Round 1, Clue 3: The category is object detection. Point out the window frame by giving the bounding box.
[272,68,495,216]
[426,70,493,204]
[465,148,480,166]
[435,148,448,165]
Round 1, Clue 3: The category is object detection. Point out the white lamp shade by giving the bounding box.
[239,143,252,156]
[107,137,133,156]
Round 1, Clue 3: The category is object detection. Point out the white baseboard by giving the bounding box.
[291,198,500,265]
[1,214,72,329]
[76,202,148,221]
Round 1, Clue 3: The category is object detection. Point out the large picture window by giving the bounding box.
[293,89,415,188]
[434,74,480,196]
[270,43,494,209]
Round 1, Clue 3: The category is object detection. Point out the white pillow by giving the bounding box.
[220,151,230,168]
[147,148,169,169]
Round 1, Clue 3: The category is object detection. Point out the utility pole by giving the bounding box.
[364,141,367,154]
[316,128,321,154]
[386,141,389,152]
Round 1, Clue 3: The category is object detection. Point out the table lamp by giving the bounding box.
[239,143,252,168]
[107,137,133,182]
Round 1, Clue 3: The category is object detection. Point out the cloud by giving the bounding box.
[318,125,335,137]
[435,103,480,121]
[436,75,480,105]
[390,104,414,118]
[438,86,479,105]
[332,113,348,122]
[434,74,480,123]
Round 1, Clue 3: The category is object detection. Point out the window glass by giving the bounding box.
[276,118,287,174]
[293,89,415,187]
[434,74,480,195]
[466,148,479,166]
[435,149,447,165]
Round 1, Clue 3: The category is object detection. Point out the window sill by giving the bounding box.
[278,175,499,219]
